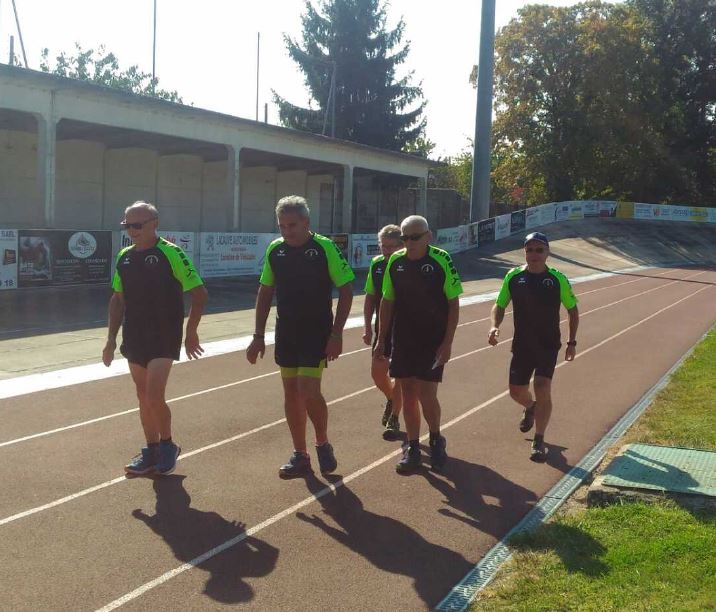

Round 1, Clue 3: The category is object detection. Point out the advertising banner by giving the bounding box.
[708,208,716,223]
[495,214,511,240]
[653,205,672,220]
[467,222,479,247]
[634,203,655,219]
[554,203,570,222]
[18,229,112,287]
[583,201,599,217]
[510,210,526,234]
[616,202,634,219]
[436,226,468,254]
[525,206,541,229]
[477,218,495,246]
[198,232,277,278]
[688,207,709,222]
[669,206,690,221]
[539,203,556,226]
[569,202,584,220]
[119,230,195,255]
[0,229,18,290]
[599,202,617,217]
[349,234,380,269]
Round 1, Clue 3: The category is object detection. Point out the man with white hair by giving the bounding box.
[374,215,463,473]
[247,196,354,478]
[103,201,208,476]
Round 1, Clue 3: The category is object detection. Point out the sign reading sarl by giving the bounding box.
[0,229,18,290]
[18,229,112,287]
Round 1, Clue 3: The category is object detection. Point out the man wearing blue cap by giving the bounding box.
[487,232,579,461]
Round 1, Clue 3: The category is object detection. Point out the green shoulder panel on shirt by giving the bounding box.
[259,237,284,286]
[314,233,355,287]
[364,254,384,295]
[549,267,578,309]
[156,239,204,292]
[381,248,406,301]
[111,244,134,293]
[496,265,526,308]
[428,246,463,300]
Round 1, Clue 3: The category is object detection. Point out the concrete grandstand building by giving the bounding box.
[0,64,433,234]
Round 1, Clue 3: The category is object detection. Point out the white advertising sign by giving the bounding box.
[569,202,584,220]
[466,222,479,248]
[539,203,556,225]
[436,225,468,254]
[669,206,690,221]
[525,206,541,229]
[654,205,672,220]
[634,203,655,219]
[119,230,195,255]
[554,203,570,222]
[349,234,380,269]
[708,208,716,223]
[688,207,709,222]
[199,232,277,278]
[0,229,18,290]
[495,214,511,240]
[582,201,599,217]
[599,201,617,217]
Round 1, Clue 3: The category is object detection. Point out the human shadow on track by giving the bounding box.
[297,475,474,608]
[421,456,538,539]
[132,475,279,604]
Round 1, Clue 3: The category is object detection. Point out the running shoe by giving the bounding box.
[530,438,547,462]
[429,435,448,470]
[519,402,536,433]
[396,444,422,473]
[156,441,181,475]
[382,413,400,441]
[316,442,338,474]
[124,446,159,475]
[279,451,312,478]
[381,399,393,427]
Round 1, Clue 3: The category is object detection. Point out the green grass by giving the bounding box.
[472,328,716,611]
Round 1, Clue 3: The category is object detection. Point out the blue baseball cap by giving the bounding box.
[524,232,549,247]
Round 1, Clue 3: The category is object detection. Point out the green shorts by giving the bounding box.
[280,359,327,379]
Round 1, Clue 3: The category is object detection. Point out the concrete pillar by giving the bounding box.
[228,145,241,230]
[341,164,353,233]
[416,175,428,217]
[37,114,57,228]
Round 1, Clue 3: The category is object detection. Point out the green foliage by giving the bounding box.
[273,0,426,152]
[40,44,183,103]
[492,0,716,205]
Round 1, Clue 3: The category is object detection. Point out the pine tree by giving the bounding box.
[273,0,426,153]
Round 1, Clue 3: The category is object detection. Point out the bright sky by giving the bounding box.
[0,0,586,157]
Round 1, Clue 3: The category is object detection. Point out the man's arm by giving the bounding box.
[565,306,579,361]
[185,285,208,359]
[102,292,125,366]
[246,283,275,364]
[363,294,376,345]
[488,304,506,345]
[435,298,460,365]
[326,283,354,360]
[374,297,394,360]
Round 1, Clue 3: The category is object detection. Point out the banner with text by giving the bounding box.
[199,232,277,278]
[436,225,468,254]
[495,214,511,240]
[120,230,196,255]
[510,210,526,234]
[18,229,112,287]
[0,229,18,290]
[477,218,496,245]
[349,234,380,269]
[525,207,541,229]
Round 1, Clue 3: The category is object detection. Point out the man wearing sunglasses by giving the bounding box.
[488,231,579,461]
[103,201,208,476]
[375,215,463,473]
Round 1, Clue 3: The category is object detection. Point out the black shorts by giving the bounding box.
[509,346,559,386]
[371,324,393,357]
[120,336,181,368]
[389,339,443,383]
[275,318,330,369]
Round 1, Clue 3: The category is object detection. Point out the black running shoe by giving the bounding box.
[382,414,400,441]
[381,399,393,427]
[429,435,448,470]
[530,438,547,462]
[396,444,422,473]
[316,442,338,474]
[519,402,536,433]
[279,451,312,478]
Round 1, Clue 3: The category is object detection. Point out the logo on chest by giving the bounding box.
[144,254,160,267]
[542,277,555,288]
[420,263,435,274]
[304,248,319,261]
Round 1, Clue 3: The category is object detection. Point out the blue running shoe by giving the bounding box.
[316,442,337,474]
[429,435,448,470]
[156,441,181,475]
[125,446,158,475]
[396,444,422,473]
[279,451,312,478]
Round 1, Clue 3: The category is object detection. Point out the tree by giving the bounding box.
[273,0,426,152]
[40,44,183,103]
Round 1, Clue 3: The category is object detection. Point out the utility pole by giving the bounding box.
[256,32,260,121]
[11,0,27,67]
[152,0,157,95]
[9,34,14,65]
[469,0,496,222]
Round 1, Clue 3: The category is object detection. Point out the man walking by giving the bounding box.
[488,231,579,461]
[363,224,404,440]
[103,201,208,476]
[374,215,462,472]
[246,196,354,478]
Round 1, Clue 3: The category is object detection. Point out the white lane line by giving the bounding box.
[95,280,715,611]
[1,272,708,528]
[0,269,687,448]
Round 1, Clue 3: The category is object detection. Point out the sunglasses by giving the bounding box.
[400,231,428,242]
[120,218,156,230]
[525,246,546,253]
